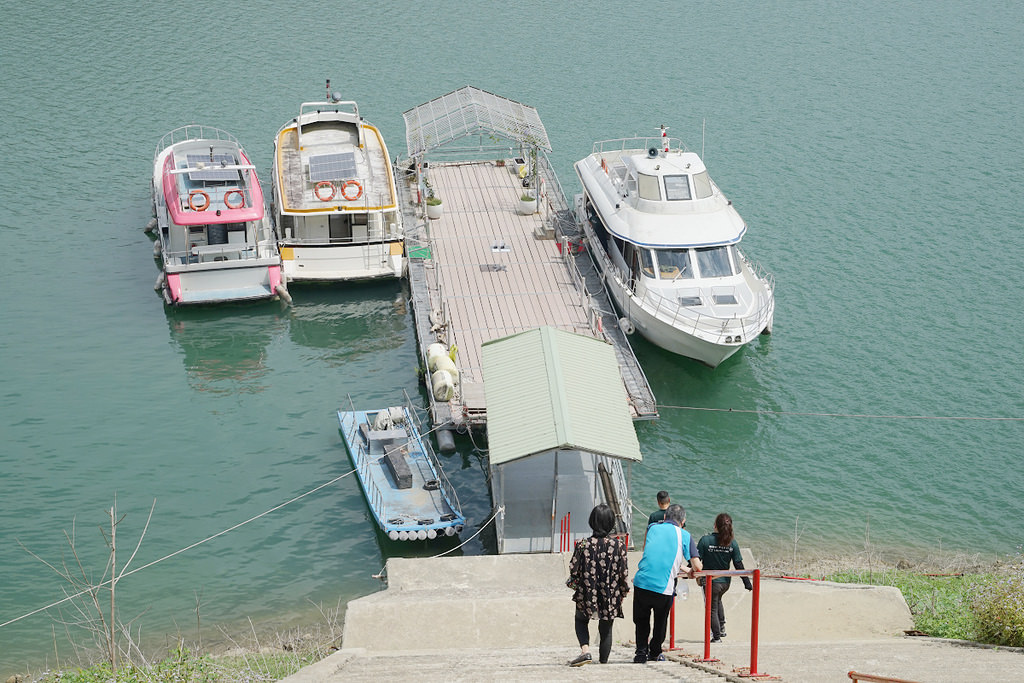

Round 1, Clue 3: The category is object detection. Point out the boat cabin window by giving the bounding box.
[692,171,713,199]
[655,248,694,279]
[663,175,692,201]
[637,173,661,201]
[695,246,737,278]
[638,247,655,277]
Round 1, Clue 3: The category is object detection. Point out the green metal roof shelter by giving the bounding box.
[482,326,641,554]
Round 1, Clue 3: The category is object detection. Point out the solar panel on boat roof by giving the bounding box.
[308,152,357,182]
[186,153,239,181]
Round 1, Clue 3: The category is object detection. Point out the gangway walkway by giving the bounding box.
[398,87,656,438]
[400,160,656,434]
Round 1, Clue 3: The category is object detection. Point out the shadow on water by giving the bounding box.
[165,302,286,395]
[285,280,408,362]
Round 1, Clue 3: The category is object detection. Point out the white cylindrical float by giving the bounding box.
[431,355,459,384]
[431,370,455,401]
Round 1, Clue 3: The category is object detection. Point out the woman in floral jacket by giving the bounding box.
[566,504,630,666]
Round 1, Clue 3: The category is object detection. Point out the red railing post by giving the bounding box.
[750,569,761,676]
[700,574,717,662]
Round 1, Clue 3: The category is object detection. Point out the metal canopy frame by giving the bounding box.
[403,86,552,158]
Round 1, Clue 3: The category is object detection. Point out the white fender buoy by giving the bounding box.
[444,526,455,536]
[154,272,165,291]
[144,218,157,233]
[426,343,447,369]
[275,284,292,305]
[398,530,409,541]
[153,241,162,257]
[388,530,400,541]
[431,370,455,401]
[618,317,635,335]
[427,529,437,539]
[416,529,428,541]
[431,355,460,384]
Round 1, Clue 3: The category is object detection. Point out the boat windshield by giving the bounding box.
[664,175,691,201]
[637,173,661,201]
[695,246,737,277]
[654,248,693,280]
[692,171,713,199]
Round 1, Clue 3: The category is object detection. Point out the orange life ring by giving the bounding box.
[314,181,336,201]
[600,158,608,174]
[341,179,363,201]
[223,189,245,209]
[188,190,210,211]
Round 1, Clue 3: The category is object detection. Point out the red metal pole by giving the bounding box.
[702,576,714,661]
[750,569,761,676]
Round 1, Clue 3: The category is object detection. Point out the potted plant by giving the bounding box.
[518,191,537,215]
[426,189,444,220]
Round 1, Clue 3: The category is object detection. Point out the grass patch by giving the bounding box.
[825,569,983,640]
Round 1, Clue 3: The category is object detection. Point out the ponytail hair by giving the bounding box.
[714,513,734,546]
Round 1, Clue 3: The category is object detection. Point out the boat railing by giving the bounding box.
[592,136,689,156]
[638,280,774,343]
[342,396,389,523]
[581,228,771,343]
[164,237,278,265]
[535,152,578,240]
[156,125,239,159]
[402,390,462,516]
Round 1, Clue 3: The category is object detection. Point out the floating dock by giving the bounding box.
[398,87,656,439]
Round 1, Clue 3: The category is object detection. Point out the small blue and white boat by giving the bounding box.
[338,395,465,541]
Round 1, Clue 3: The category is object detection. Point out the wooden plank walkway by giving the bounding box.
[402,159,656,430]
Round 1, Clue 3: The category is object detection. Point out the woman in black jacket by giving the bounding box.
[696,513,753,642]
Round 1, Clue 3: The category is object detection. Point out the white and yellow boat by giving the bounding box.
[272,82,404,282]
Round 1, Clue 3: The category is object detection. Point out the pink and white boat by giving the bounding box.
[151,125,286,305]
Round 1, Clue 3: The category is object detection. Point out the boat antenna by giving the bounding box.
[660,124,669,153]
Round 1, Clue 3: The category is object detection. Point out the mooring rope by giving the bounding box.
[655,403,1023,421]
[2,467,360,629]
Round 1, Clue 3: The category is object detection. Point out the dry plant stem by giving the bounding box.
[17,498,156,670]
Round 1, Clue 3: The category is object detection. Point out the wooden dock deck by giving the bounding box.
[401,158,657,432]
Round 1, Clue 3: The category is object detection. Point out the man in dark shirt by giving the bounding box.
[647,491,671,526]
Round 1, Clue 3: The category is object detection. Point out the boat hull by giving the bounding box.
[151,126,283,306]
[279,242,404,282]
[162,262,282,306]
[337,405,464,541]
[577,188,773,368]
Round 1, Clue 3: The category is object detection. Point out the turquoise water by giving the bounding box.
[2,0,1023,671]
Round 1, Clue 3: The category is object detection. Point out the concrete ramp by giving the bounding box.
[341,552,913,652]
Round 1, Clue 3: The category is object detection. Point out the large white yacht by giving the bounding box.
[151,125,284,306]
[272,82,404,282]
[574,127,774,367]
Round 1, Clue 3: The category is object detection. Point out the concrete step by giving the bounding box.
[283,645,736,682]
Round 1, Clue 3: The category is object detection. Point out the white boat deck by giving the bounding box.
[403,159,656,429]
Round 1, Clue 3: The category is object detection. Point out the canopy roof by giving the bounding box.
[403,86,552,158]
[482,327,642,466]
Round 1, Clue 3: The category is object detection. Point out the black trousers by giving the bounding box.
[702,581,730,638]
[632,585,673,659]
[574,610,614,663]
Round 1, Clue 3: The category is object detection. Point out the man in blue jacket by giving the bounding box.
[632,504,702,663]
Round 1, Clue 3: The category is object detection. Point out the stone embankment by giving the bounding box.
[282,553,1024,682]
